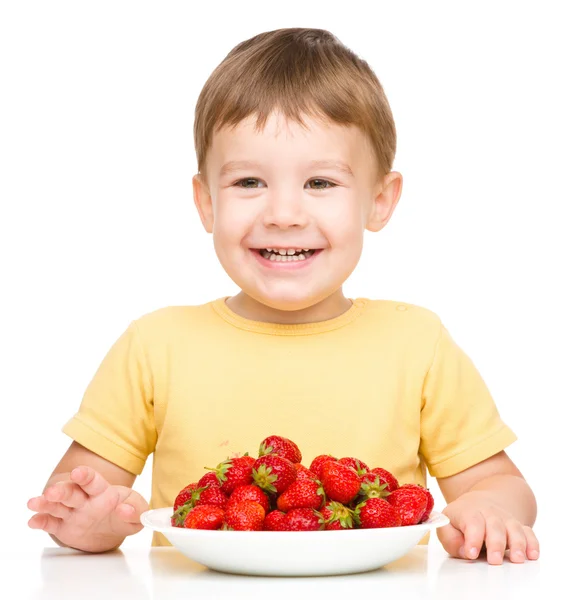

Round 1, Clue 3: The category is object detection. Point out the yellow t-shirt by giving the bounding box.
[63,297,517,546]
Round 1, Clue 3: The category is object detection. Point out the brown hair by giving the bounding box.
[194,28,396,181]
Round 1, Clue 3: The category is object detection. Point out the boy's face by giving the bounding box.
[194,112,402,313]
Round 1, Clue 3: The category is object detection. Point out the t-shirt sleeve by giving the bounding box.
[420,323,517,479]
[62,321,156,475]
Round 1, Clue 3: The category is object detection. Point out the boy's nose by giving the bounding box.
[262,195,309,229]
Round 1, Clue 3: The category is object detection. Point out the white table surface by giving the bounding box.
[5,538,552,600]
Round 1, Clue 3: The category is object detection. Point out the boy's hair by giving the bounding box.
[194,28,396,181]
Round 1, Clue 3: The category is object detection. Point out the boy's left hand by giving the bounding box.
[437,490,540,564]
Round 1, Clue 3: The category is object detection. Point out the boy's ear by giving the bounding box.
[192,174,214,233]
[365,171,403,232]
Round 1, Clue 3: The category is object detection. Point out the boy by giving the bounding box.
[27,28,538,565]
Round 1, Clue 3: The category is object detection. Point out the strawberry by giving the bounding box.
[321,501,355,530]
[206,454,256,495]
[252,455,297,494]
[387,485,428,526]
[226,484,270,514]
[259,435,302,463]
[197,471,221,489]
[370,467,399,492]
[173,504,224,529]
[309,454,337,479]
[224,500,265,531]
[171,502,192,526]
[338,457,369,475]
[295,463,317,481]
[277,478,324,512]
[358,472,391,500]
[355,498,401,529]
[173,483,198,511]
[191,485,229,509]
[320,461,361,504]
[264,510,286,531]
[282,508,323,531]
[399,484,434,522]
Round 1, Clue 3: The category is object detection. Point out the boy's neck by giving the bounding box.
[225,290,353,325]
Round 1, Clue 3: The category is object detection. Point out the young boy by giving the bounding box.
[27,27,538,565]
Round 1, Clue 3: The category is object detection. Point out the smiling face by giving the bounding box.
[193,112,402,322]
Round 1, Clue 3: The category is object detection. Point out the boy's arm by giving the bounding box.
[45,441,137,489]
[436,451,539,564]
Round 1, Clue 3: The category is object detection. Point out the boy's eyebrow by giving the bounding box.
[308,160,354,176]
[219,160,354,177]
[219,161,261,176]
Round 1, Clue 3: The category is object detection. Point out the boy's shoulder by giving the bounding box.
[132,302,214,331]
[360,299,444,354]
[362,298,442,327]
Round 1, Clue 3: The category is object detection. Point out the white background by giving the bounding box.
[1,1,562,551]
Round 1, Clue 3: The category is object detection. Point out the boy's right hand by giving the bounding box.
[27,466,149,553]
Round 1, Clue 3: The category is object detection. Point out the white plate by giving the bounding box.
[141,507,449,576]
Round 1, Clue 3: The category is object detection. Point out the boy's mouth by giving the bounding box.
[256,248,317,262]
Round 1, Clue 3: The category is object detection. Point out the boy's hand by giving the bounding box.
[27,466,149,553]
[438,490,540,564]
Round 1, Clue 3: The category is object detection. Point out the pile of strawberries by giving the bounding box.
[171,435,434,531]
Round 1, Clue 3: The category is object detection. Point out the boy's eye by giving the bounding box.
[307,179,336,190]
[235,178,263,188]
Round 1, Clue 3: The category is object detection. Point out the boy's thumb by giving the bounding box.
[115,502,142,524]
[436,522,466,558]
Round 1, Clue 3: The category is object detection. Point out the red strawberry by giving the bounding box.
[277,479,324,512]
[173,483,198,511]
[264,510,286,531]
[173,504,224,529]
[259,435,302,463]
[321,501,355,530]
[206,455,256,495]
[282,508,323,531]
[227,484,270,514]
[197,472,221,489]
[191,485,228,509]
[358,472,391,499]
[320,461,361,504]
[338,457,369,475]
[399,484,434,522]
[309,454,337,479]
[252,455,297,494]
[295,463,317,481]
[370,467,399,492]
[355,498,401,529]
[224,500,265,531]
[387,486,428,526]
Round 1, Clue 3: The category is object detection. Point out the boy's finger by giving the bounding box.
[459,514,486,560]
[435,522,465,558]
[506,520,527,563]
[70,466,109,497]
[27,496,72,520]
[44,482,88,509]
[28,513,63,536]
[523,526,540,560]
[484,516,507,565]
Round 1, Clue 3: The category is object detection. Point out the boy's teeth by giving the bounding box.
[259,248,315,261]
[268,254,306,262]
[264,248,305,254]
